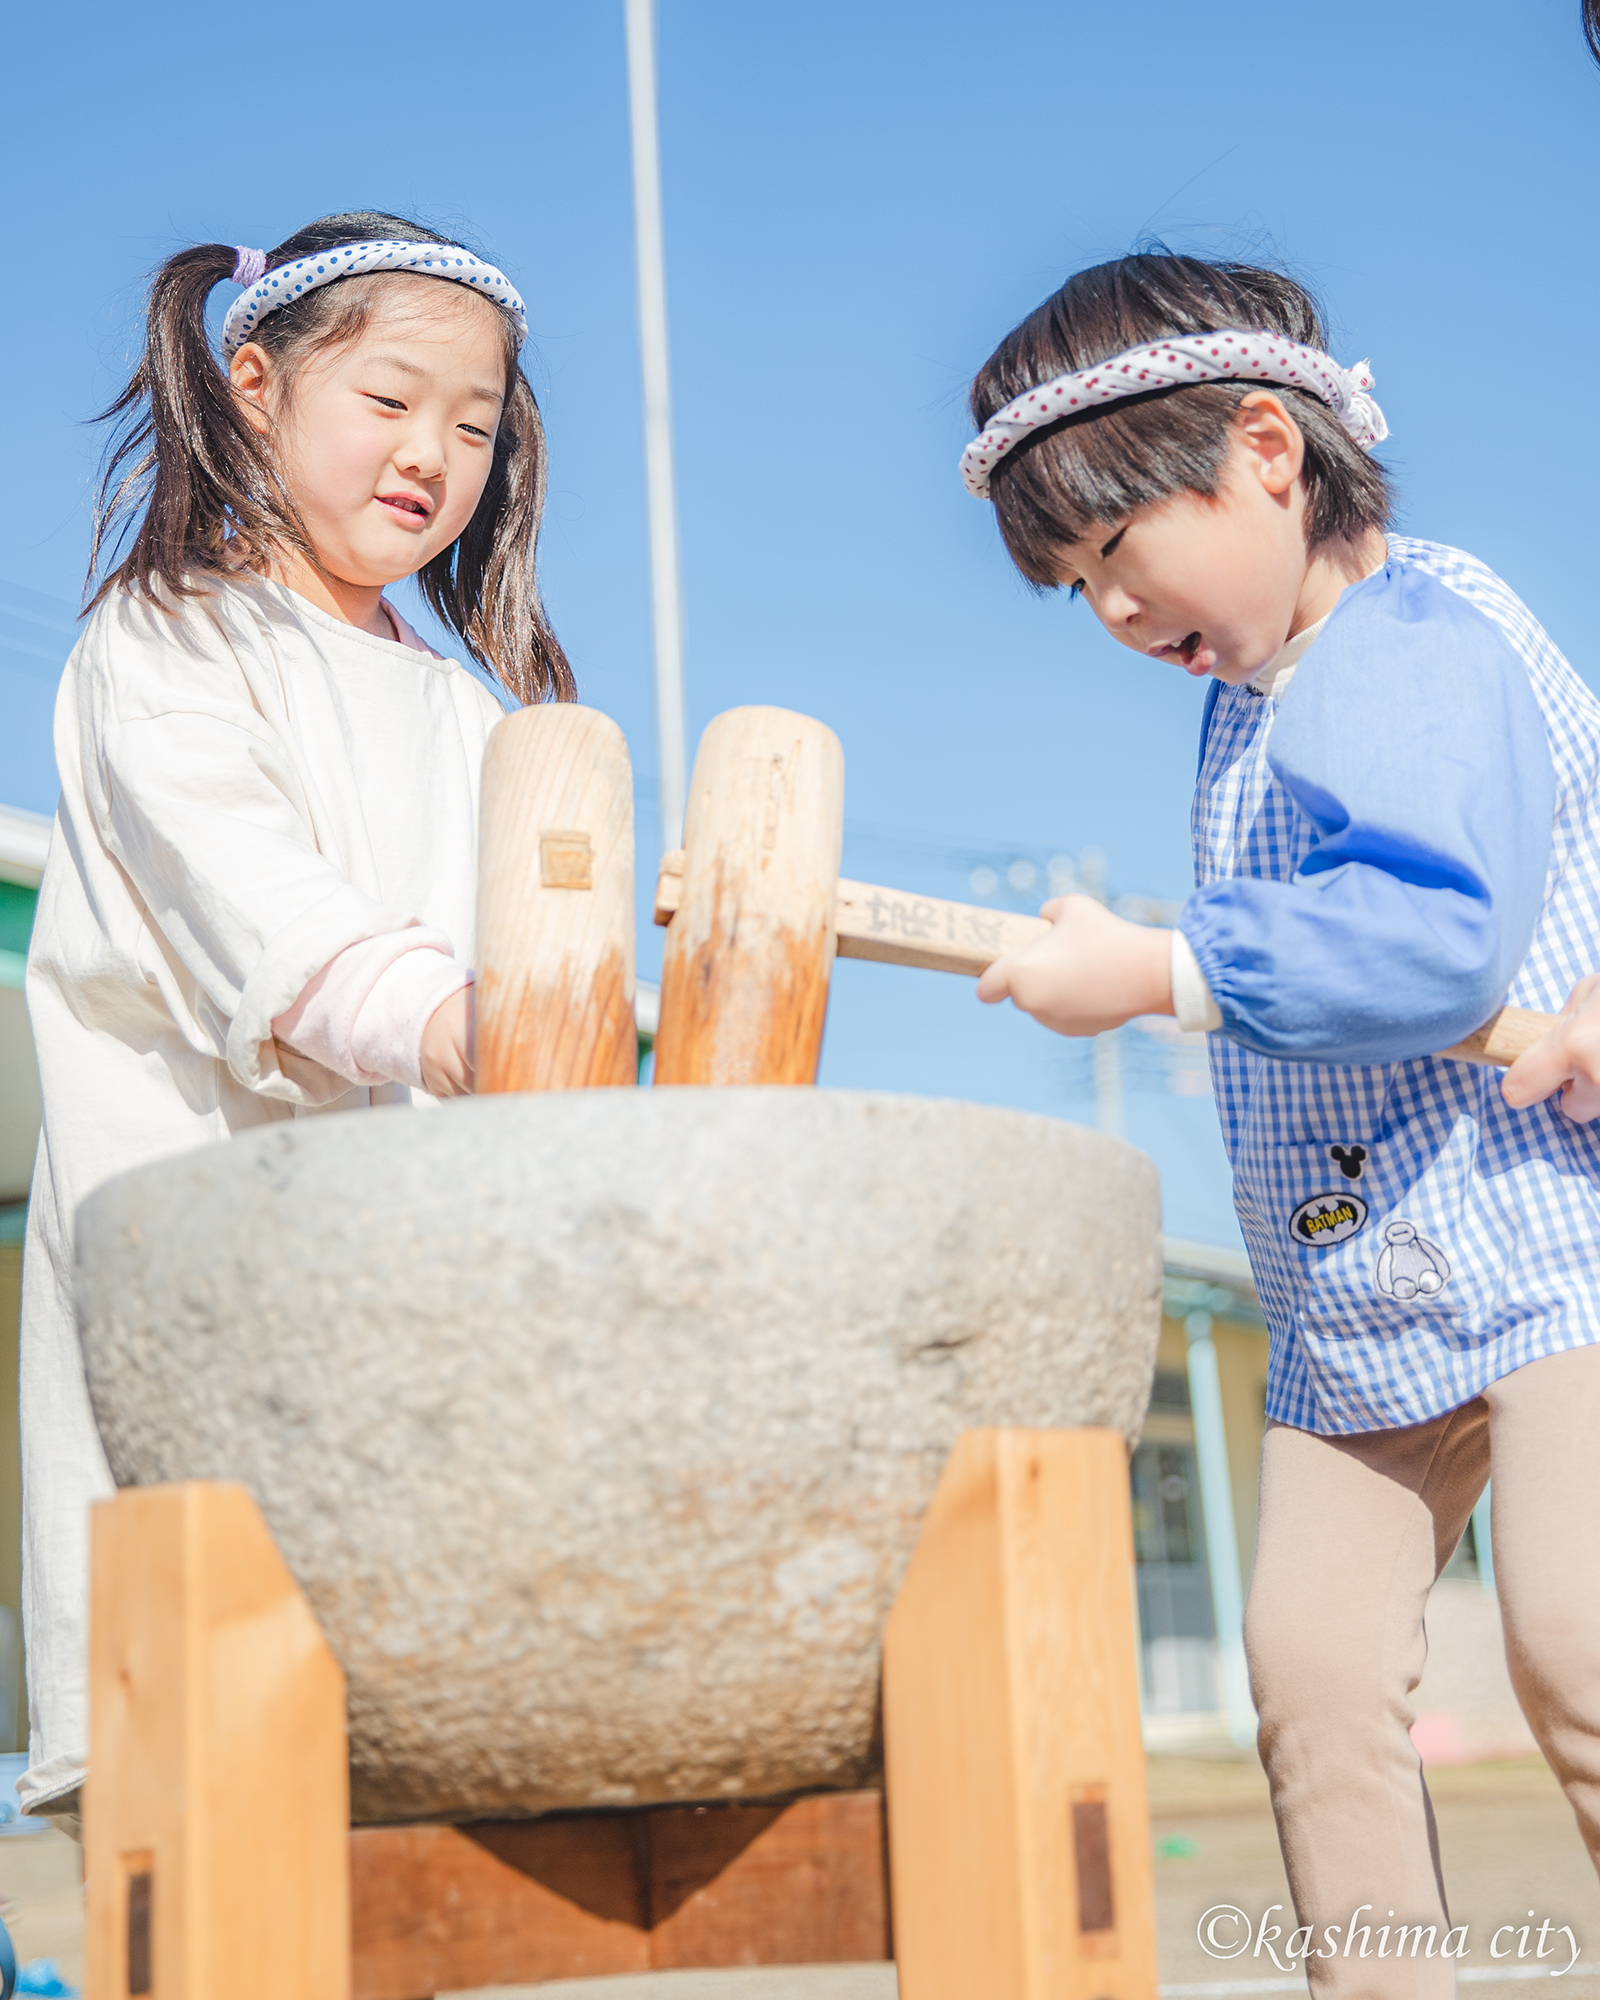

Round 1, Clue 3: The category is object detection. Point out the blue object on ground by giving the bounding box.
[15,1961,73,1997]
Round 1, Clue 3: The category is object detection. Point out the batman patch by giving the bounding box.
[1289,1191,1369,1248]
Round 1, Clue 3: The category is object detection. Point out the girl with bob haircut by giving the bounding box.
[968,251,1600,1991]
[20,210,571,1829]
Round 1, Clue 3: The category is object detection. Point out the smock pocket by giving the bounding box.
[1235,1133,1377,1250]
[1239,1125,1475,1347]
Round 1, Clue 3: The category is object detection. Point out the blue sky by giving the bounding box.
[5,0,1598,1246]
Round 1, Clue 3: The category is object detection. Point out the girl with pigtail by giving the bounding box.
[20,211,571,1828]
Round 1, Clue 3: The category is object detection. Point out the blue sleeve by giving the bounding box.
[1178,565,1555,1064]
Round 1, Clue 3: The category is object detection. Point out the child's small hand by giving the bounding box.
[1502,973,1600,1122]
[420,985,476,1098]
[976,894,1174,1036]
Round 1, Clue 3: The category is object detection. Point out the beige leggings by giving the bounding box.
[1246,1343,1600,2000]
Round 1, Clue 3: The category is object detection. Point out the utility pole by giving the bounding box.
[624,0,688,852]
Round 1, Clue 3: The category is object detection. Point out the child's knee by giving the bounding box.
[1246,1588,1410,1737]
[1501,1591,1600,1730]
[1245,1586,1325,1715]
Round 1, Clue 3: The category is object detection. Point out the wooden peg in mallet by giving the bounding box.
[653,706,845,1086]
[475,704,637,1092]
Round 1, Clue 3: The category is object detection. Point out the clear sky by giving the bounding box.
[5,1,1597,1246]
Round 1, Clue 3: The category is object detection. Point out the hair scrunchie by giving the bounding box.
[230,246,268,289]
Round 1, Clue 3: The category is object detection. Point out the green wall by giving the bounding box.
[0,881,35,989]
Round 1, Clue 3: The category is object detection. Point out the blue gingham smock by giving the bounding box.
[1182,538,1600,1434]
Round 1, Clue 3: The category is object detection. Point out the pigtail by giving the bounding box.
[87,244,304,611]
[417,368,575,705]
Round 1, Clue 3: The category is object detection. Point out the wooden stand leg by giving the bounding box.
[86,1482,350,2000]
[883,1429,1157,2000]
[653,705,844,1085]
[475,703,637,1092]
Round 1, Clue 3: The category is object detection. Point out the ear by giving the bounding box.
[1234,391,1305,499]
[229,342,275,437]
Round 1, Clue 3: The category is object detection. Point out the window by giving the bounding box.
[1131,1440,1217,1714]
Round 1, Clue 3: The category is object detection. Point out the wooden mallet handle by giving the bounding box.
[1437,1004,1554,1069]
[656,854,1555,1070]
[657,855,1043,977]
[476,705,637,1092]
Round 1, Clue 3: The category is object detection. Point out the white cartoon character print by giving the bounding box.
[1375,1220,1451,1302]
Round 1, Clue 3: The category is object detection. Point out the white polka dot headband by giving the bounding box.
[960,330,1388,499]
[220,239,527,358]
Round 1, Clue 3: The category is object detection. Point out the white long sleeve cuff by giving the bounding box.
[1171,928,1223,1034]
[272,930,473,1092]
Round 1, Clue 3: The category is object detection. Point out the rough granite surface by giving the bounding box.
[75,1088,1161,1824]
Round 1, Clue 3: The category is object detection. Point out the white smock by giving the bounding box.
[19,574,506,1814]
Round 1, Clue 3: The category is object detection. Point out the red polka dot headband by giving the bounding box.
[961,330,1388,499]
[220,240,527,359]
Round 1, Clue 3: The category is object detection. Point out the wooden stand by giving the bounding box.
[350,1790,889,1998]
[86,1435,1154,1999]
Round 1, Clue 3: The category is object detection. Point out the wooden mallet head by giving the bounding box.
[653,706,845,1087]
[475,704,637,1093]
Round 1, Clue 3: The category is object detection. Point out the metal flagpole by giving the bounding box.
[624,0,689,853]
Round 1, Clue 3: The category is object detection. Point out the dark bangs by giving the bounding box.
[969,254,1392,588]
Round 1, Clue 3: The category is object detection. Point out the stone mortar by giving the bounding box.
[76,1088,1160,1824]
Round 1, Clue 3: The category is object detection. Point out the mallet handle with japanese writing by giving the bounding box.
[654,853,1554,1070]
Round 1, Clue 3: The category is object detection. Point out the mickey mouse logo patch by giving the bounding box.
[1289,1192,1370,1247]
[1375,1220,1451,1301]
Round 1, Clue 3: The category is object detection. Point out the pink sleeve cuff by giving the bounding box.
[354,949,473,1090]
[272,930,473,1092]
